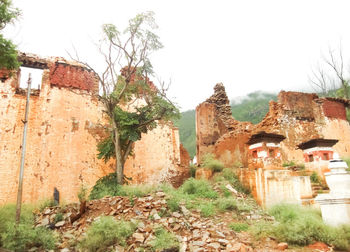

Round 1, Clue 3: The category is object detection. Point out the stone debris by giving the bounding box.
[33,191,299,251]
[34,191,275,251]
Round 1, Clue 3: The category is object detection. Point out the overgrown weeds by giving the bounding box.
[229,222,249,232]
[202,153,224,172]
[0,204,56,250]
[250,203,350,250]
[149,228,179,251]
[214,168,250,194]
[310,172,321,183]
[79,216,136,251]
[89,173,156,200]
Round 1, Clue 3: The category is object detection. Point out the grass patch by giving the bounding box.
[251,203,350,250]
[2,223,56,251]
[90,173,156,200]
[79,216,136,251]
[229,222,249,232]
[199,202,216,217]
[282,160,305,169]
[0,204,56,251]
[89,173,120,200]
[117,184,155,198]
[149,228,179,251]
[214,168,250,194]
[215,198,237,212]
[180,178,218,199]
[202,153,224,172]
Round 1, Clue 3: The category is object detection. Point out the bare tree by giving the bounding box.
[309,44,350,99]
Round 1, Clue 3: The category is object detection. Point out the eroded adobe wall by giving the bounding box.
[195,83,250,163]
[0,53,189,204]
[124,123,189,185]
[0,57,113,204]
[256,91,350,162]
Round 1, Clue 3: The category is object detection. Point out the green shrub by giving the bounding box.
[215,198,237,212]
[89,173,120,200]
[0,204,37,248]
[236,200,254,212]
[189,164,196,177]
[282,160,296,167]
[79,216,136,251]
[229,222,249,232]
[310,172,321,183]
[78,183,89,202]
[180,178,218,199]
[202,153,224,172]
[54,212,63,223]
[252,203,350,250]
[38,198,57,211]
[199,202,216,217]
[1,223,56,251]
[221,168,250,194]
[166,197,180,212]
[149,228,179,251]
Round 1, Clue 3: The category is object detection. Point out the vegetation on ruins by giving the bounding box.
[251,203,350,250]
[0,204,56,251]
[76,12,179,184]
[0,0,20,69]
[148,228,179,251]
[201,153,224,172]
[2,168,350,250]
[79,216,136,251]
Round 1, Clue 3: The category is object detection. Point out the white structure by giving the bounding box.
[315,159,350,226]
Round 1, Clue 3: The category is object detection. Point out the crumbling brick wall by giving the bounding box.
[196,85,350,167]
[0,53,189,204]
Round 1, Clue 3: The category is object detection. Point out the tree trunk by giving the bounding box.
[113,128,124,185]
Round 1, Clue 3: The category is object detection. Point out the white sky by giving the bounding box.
[4,0,350,111]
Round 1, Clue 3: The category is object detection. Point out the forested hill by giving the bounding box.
[174,91,277,158]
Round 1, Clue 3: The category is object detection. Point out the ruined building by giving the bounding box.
[196,83,350,207]
[0,53,189,205]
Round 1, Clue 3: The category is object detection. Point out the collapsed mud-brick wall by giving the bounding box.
[0,53,189,204]
[196,85,350,167]
[195,83,252,163]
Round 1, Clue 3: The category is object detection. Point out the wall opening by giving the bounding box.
[323,153,329,160]
[19,66,44,90]
[308,154,314,162]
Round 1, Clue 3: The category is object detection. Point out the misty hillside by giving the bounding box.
[175,91,277,158]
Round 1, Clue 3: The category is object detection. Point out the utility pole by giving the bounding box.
[15,73,31,224]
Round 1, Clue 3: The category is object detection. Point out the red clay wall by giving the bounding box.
[49,63,98,93]
[322,100,347,120]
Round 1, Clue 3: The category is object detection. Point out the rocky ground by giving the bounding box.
[33,190,333,252]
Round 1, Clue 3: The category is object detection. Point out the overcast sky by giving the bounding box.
[4,0,350,111]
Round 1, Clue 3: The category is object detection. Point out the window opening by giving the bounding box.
[19,66,44,90]
[308,154,314,162]
[323,153,329,160]
[252,150,258,158]
[269,149,275,158]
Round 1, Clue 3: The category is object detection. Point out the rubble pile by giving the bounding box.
[34,191,282,251]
